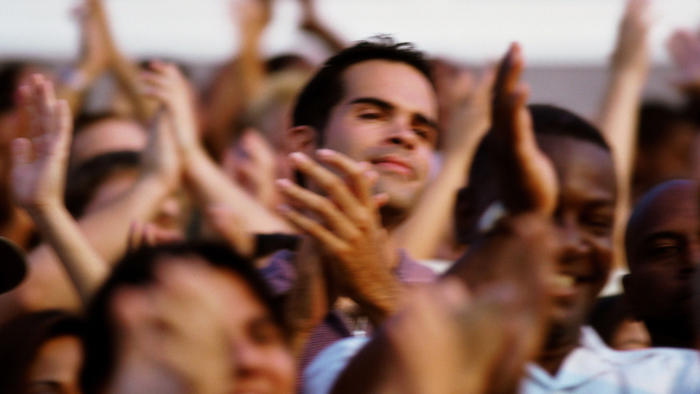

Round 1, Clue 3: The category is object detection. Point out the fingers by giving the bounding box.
[277,204,346,253]
[276,178,360,240]
[288,152,378,226]
[315,149,379,209]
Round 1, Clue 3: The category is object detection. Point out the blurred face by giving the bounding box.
[70,119,148,168]
[625,181,699,320]
[148,257,295,394]
[321,60,439,217]
[26,336,83,394]
[537,136,616,333]
[215,267,295,394]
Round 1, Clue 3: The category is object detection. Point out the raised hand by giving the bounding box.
[667,28,700,91]
[11,75,73,215]
[276,150,399,324]
[139,108,182,193]
[612,0,652,70]
[225,129,278,209]
[141,62,200,153]
[492,43,558,216]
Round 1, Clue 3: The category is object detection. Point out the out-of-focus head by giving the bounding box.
[634,102,699,198]
[244,70,311,150]
[289,37,439,225]
[624,179,699,322]
[82,242,294,394]
[456,104,616,333]
[0,310,84,394]
[70,113,148,169]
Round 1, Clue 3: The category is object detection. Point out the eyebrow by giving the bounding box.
[348,97,440,132]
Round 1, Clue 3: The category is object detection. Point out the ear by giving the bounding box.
[283,125,318,156]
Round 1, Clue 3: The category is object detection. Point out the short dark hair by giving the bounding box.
[0,310,83,394]
[292,36,435,145]
[81,241,287,394]
[64,151,141,218]
[456,104,611,243]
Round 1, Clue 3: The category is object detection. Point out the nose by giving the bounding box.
[385,117,418,150]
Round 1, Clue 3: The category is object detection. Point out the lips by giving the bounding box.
[548,271,602,299]
[370,155,414,176]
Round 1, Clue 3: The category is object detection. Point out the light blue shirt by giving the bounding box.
[304,326,700,394]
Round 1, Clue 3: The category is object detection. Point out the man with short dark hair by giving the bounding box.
[262,37,439,384]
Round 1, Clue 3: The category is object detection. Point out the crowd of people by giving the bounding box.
[1,0,700,393]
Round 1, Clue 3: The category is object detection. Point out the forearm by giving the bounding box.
[393,154,471,260]
[237,32,267,107]
[29,203,108,304]
[78,175,172,263]
[112,53,159,123]
[183,147,294,234]
[598,64,648,269]
[287,252,329,357]
[56,61,105,117]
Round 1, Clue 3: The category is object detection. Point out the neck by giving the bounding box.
[536,324,582,376]
[380,205,409,233]
[645,317,696,349]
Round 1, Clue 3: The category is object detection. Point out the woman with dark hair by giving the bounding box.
[0,310,84,394]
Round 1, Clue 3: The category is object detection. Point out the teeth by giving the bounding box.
[550,273,575,289]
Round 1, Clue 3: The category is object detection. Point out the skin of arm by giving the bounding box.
[142,62,294,236]
[202,0,269,159]
[298,0,346,53]
[11,76,108,304]
[393,70,494,260]
[92,0,159,123]
[0,102,181,318]
[597,0,652,269]
[56,0,112,116]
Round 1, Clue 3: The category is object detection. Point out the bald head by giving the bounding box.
[624,179,699,324]
[626,179,699,269]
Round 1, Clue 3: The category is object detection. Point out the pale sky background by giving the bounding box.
[1,0,699,118]
[0,0,699,65]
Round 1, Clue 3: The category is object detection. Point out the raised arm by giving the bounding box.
[56,0,112,116]
[393,69,494,260]
[298,0,346,53]
[12,76,108,303]
[91,0,159,122]
[597,0,652,267]
[0,91,182,318]
[202,0,270,158]
[142,62,294,238]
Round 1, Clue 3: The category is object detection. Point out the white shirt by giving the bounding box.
[304,326,700,394]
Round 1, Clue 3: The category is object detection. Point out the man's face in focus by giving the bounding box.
[320,60,439,219]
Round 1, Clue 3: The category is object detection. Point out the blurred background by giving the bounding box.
[2,0,699,118]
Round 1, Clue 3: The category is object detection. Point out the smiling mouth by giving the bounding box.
[548,272,601,298]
